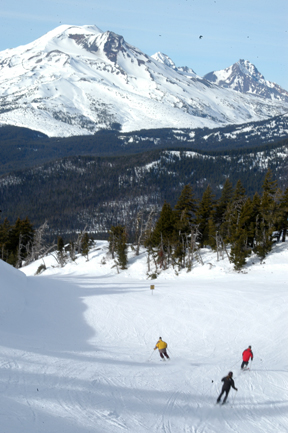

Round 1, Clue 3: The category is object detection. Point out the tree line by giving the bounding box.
[147,169,288,272]
[0,218,92,270]
[1,168,287,273]
[111,168,288,273]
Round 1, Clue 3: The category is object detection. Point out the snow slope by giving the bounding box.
[1,241,288,432]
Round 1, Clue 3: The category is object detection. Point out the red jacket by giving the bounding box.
[242,348,253,362]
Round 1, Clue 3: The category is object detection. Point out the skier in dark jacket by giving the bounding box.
[216,372,238,404]
[241,345,253,369]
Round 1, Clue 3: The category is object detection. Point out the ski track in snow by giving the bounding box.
[1,241,288,432]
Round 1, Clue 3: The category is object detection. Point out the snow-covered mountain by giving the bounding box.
[0,25,287,137]
[204,59,288,102]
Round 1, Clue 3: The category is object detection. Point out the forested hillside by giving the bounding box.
[0,114,287,175]
[1,143,287,238]
[1,169,287,273]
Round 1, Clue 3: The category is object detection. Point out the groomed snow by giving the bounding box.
[1,240,288,432]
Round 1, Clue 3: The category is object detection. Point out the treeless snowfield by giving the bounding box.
[1,241,287,432]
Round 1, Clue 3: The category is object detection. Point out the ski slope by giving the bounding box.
[1,241,288,432]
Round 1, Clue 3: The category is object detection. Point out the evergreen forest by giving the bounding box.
[1,169,288,272]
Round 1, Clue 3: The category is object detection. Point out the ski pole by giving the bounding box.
[210,380,219,398]
[147,350,155,361]
[232,390,237,406]
[230,359,242,369]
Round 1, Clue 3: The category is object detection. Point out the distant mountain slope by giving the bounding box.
[204,59,288,102]
[1,142,287,235]
[0,25,287,137]
[119,113,288,151]
[0,114,287,175]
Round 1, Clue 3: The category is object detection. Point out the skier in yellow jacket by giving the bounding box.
[154,337,170,360]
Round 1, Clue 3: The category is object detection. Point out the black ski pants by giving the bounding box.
[241,361,248,369]
[217,387,230,403]
[159,349,169,359]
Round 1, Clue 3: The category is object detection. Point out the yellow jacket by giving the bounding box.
[154,339,167,350]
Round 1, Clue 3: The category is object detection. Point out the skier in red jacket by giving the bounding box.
[241,345,253,369]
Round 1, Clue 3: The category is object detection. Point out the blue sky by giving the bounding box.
[1,0,287,89]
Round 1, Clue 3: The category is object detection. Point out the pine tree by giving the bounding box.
[174,184,197,234]
[229,197,253,270]
[57,236,64,252]
[208,217,217,250]
[109,225,128,270]
[13,217,34,252]
[279,187,288,242]
[262,168,277,196]
[215,178,233,228]
[221,180,246,244]
[195,185,215,248]
[248,192,261,248]
[0,218,11,261]
[81,233,90,261]
[254,169,279,260]
[0,217,33,266]
[149,202,175,248]
[57,236,67,267]
[173,185,198,267]
[146,202,175,270]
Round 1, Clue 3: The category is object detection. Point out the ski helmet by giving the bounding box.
[228,371,233,376]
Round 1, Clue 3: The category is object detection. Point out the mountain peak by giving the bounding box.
[204,60,288,102]
[151,52,177,69]
[236,59,264,82]
[151,52,197,77]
